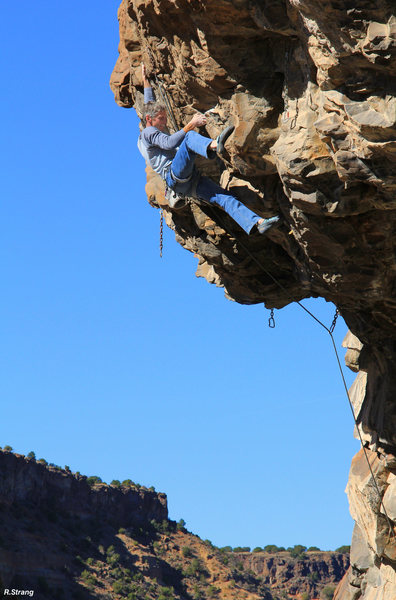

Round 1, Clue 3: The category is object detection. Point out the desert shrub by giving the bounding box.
[177,518,186,531]
[112,581,125,594]
[182,546,194,558]
[321,584,336,600]
[264,545,284,553]
[253,547,263,553]
[335,545,350,554]
[309,571,319,582]
[233,546,250,553]
[288,545,307,558]
[307,546,321,552]
[151,519,171,534]
[111,479,121,487]
[158,587,173,600]
[3,445,13,452]
[107,552,120,566]
[27,451,36,459]
[38,458,48,465]
[86,476,102,486]
[207,584,220,597]
[153,541,165,555]
[219,546,232,552]
[118,527,126,534]
[110,567,124,579]
[122,479,134,486]
[81,570,96,587]
[184,558,208,579]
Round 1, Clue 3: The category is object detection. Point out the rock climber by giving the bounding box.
[137,63,280,235]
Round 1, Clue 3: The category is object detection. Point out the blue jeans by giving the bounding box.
[165,131,261,234]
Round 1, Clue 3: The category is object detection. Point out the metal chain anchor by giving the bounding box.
[268,308,276,328]
[159,209,164,258]
[329,308,340,333]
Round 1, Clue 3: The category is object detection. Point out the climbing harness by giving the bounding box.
[164,186,188,210]
[268,308,275,329]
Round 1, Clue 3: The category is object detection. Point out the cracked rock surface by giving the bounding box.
[110,2,396,598]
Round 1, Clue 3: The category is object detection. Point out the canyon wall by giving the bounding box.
[238,550,349,598]
[110,2,396,598]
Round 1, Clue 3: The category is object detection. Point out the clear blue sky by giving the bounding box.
[1,1,358,551]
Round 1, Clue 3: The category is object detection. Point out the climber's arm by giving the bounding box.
[142,127,185,151]
[141,62,206,138]
[141,63,155,104]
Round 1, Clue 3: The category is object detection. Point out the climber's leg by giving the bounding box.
[170,131,213,182]
[196,175,261,234]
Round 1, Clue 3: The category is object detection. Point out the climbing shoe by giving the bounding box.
[216,125,235,155]
[257,216,281,235]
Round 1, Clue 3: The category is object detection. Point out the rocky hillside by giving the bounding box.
[238,551,348,599]
[110,2,396,599]
[0,450,347,599]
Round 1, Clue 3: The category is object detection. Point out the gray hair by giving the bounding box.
[143,101,166,121]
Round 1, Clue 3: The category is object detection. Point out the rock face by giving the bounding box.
[110,2,396,599]
[238,550,349,598]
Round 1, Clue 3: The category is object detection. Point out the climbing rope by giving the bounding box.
[152,74,179,132]
[218,220,396,541]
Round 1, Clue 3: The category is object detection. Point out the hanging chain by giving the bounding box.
[329,308,340,333]
[159,209,164,258]
[268,308,276,328]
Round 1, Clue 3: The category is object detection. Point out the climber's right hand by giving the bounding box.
[141,62,150,86]
[185,113,207,131]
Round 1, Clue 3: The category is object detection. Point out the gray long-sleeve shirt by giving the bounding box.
[137,87,185,180]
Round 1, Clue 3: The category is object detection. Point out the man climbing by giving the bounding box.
[138,64,280,235]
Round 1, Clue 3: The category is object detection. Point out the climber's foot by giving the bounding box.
[216,125,235,155]
[256,216,281,235]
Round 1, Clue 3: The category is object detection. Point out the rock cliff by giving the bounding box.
[237,550,349,598]
[110,1,396,599]
[0,450,347,599]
